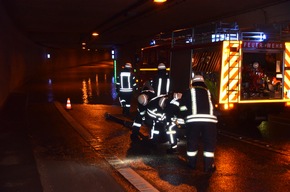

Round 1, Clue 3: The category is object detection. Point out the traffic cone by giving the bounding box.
[66,98,72,110]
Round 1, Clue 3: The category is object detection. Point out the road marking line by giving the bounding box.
[54,101,160,192]
[105,155,159,192]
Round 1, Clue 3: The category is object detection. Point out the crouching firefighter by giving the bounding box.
[131,82,155,142]
[146,95,169,144]
[165,92,184,153]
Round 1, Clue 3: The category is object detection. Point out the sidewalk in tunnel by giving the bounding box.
[0,92,42,192]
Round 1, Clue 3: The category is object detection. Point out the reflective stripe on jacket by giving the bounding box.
[116,70,136,93]
[179,86,218,123]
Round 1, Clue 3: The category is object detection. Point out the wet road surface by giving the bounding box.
[1,62,289,191]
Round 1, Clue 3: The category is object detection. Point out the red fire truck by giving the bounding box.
[138,22,290,120]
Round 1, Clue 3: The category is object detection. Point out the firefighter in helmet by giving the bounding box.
[130,81,155,142]
[172,74,218,173]
[146,93,182,153]
[146,94,169,144]
[164,92,184,154]
[116,63,137,116]
[150,63,171,96]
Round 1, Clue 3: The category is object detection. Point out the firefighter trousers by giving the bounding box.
[118,92,132,115]
[185,122,217,170]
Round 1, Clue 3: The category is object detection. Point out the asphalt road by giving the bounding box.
[1,62,289,192]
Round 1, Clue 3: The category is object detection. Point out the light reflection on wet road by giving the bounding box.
[49,63,119,105]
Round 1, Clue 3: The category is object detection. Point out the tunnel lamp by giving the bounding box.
[154,0,167,3]
[111,50,115,59]
[92,32,99,36]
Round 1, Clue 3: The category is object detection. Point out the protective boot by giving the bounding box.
[188,157,197,170]
[123,107,130,117]
[204,157,216,173]
[166,144,177,154]
[130,127,141,142]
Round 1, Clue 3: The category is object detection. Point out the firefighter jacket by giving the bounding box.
[116,68,136,93]
[150,69,170,96]
[137,89,156,116]
[132,89,155,129]
[178,86,218,124]
[146,95,168,122]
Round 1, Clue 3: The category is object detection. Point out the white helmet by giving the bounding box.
[157,63,166,70]
[158,97,167,109]
[138,94,149,106]
[192,75,204,83]
[125,63,132,68]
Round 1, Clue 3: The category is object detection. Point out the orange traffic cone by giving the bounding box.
[66,98,72,110]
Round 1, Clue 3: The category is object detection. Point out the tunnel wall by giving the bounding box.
[0,3,44,109]
[0,2,111,109]
[43,48,111,76]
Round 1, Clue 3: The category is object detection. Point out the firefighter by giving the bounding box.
[164,92,184,154]
[174,74,218,173]
[116,63,137,116]
[131,81,155,142]
[146,93,182,152]
[146,94,169,144]
[150,63,171,96]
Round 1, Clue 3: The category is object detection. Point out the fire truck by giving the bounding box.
[138,22,290,120]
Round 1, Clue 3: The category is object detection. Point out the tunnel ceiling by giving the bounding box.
[1,0,288,50]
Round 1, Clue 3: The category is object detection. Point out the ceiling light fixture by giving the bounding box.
[153,0,167,3]
[92,32,99,36]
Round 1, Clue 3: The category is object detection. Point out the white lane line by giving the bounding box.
[105,155,159,192]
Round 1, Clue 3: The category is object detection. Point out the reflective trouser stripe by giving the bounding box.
[132,122,141,127]
[119,98,126,107]
[187,151,198,157]
[166,124,176,144]
[120,89,133,92]
[204,151,214,158]
[172,145,177,149]
[150,130,159,139]
[150,121,159,139]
